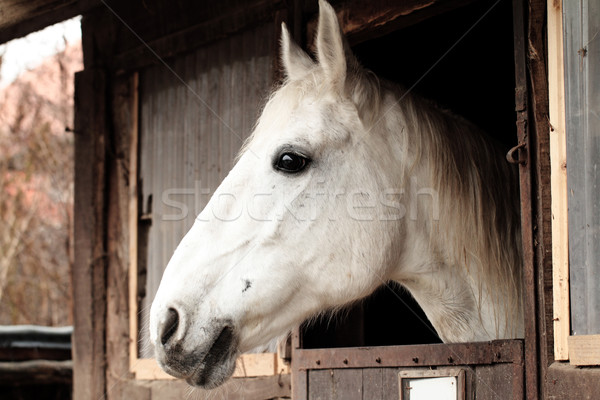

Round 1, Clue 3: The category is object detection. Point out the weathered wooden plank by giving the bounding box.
[332,369,362,399]
[105,74,139,400]
[0,0,99,44]
[512,0,542,398]
[547,0,569,362]
[475,363,522,400]
[292,328,309,399]
[381,368,399,400]
[73,68,107,400]
[305,0,478,47]
[362,368,383,400]
[546,362,600,398]
[526,0,554,397]
[308,369,334,400]
[234,353,278,377]
[294,340,523,371]
[126,73,140,369]
[0,0,76,30]
[568,335,600,366]
[0,360,72,384]
[132,357,291,394]
[112,0,285,72]
[132,352,289,380]
[148,374,291,399]
[293,369,309,400]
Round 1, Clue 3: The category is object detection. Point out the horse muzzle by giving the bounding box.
[153,306,239,388]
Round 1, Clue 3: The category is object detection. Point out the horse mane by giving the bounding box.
[385,82,523,338]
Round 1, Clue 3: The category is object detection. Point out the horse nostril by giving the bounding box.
[160,308,180,346]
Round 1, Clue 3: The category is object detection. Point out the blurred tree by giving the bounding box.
[0,43,81,326]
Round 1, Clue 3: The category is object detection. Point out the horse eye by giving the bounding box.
[275,152,309,173]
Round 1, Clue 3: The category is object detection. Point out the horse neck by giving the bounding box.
[380,89,523,341]
[394,254,520,342]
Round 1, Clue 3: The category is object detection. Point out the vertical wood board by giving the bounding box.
[300,363,521,400]
[547,0,570,361]
[105,74,139,399]
[73,68,108,400]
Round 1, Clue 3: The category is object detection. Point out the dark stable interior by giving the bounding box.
[301,0,517,349]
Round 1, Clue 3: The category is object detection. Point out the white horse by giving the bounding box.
[150,0,523,388]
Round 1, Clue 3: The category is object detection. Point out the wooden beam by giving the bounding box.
[112,0,284,72]
[0,0,100,44]
[512,0,540,398]
[103,73,141,400]
[128,72,140,372]
[132,353,290,380]
[568,335,600,366]
[526,0,555,396]
[546,362,600,397]
[147,374,291,399]
[293,340,524,371]
[73,67,108,400]
[305,0,478,46]
[0,360,72,385]
[548,0,570,362]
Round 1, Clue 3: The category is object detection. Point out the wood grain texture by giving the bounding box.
[547,0,569,362]
[110,0,285,72]
[526,0,555,397]
[475,363,522,400]
[0,0,99,43]
[568,335,600,366]
[104,74,140,400]
[308,370,334,400]
[299,364,522,400]
[293,341,523,370]
[546,362,600,398]
[148,374,291,399]
[305,0,478,46]
[361,368,383,400]
[0,360,72,384]
[73,68,107,400]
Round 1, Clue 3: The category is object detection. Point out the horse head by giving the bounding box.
[150,0,399,388]
[149,0,523,389]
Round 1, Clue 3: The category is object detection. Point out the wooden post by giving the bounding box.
[548,0,570,362]
[103,73,141,400]
[127,72,140,373]
[73,68,108,400]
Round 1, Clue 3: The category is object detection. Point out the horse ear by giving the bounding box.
[316,0,380,123]
[281,22,315,81]
[315,0,346,85]
[316,2,380,123]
